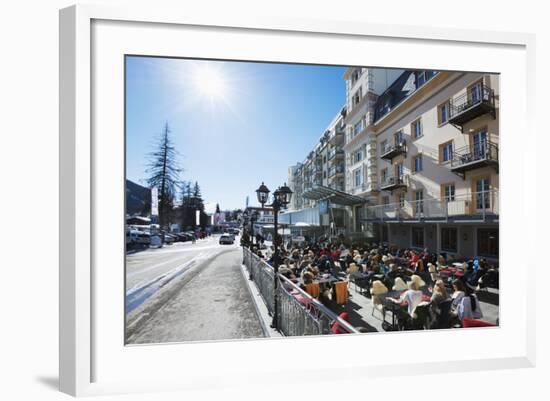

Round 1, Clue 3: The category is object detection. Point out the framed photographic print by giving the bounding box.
[59,4,536,397]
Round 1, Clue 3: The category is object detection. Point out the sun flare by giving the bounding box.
[191,65,227,100]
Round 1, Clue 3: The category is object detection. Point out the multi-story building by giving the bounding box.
[283,66,499,261]
[362,70,499,261]
[282,108,364,235]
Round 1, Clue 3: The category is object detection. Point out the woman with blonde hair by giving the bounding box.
[390,276,424,317]
[431,279,449,305]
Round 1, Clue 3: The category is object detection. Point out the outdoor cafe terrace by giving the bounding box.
[242,245,499,336]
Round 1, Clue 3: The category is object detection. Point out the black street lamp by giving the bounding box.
[255,182,293,330]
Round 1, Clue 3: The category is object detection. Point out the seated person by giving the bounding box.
[389,277,424,318]
[456,288,483,323]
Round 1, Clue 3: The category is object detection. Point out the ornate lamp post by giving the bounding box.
[255,182,293,330]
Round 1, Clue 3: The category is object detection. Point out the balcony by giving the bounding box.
[449,85,496,129]
[328,165,345,178]
[380,141,407,161]
[344,93,369,124]
[350,182,379,195]
[450,141,498,178]
[363,190,499,222]
[380,175,408,192]
[328,147,345,161]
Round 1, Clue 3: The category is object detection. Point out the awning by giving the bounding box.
[302,185,367,206]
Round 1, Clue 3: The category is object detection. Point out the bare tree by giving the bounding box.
[146,122,181,228]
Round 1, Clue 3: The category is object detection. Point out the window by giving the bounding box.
[442,183,456,201]
[440,141,453,163]
[397,192,405,208]
[382,196,390,207]
[411,118,423,139]
[441,228,457,252]
[354,168,363,187]
[412,227,424,248]
[414,189,424,214]
[323,171,327,179]
[416,71,426,87]
[323,155,327,163]
[439,100,450,124]
[380,139,388,154]
[477,228,498,257]
[352,87,363,107]
[472,129,488,158]
[353,119,364,136]
[380,168,388,184]
[476,178,490,210]
[469,80,483,104]
[412,154,423,173]
[351,68,361,85]
[394,130,404,146]
[395,163,404,179]
[354,149,364,163]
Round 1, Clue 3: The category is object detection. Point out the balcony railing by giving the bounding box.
[450,141,498,177]
[328,147,345,161]
[364,190,499,222]
[449,84,496,127]
[328,165,345,178]
[350,182,379,194]
[380,174,408,191]
[380,140,407,161]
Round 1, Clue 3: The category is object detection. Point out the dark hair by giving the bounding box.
[469,294,477,311]
[452,279,466,292]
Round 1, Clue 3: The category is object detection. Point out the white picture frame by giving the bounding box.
[59,4,536,397]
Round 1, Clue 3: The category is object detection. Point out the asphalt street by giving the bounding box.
[126,235,266,344]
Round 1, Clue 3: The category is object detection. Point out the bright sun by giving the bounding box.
[192,65,226,100]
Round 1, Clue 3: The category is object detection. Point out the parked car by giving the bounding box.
[162,232,176,244]
[176,232,192,242]
[219,234,235,245]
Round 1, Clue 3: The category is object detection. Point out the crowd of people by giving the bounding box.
[250,238,498,331]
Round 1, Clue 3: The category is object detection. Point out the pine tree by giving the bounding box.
[146,122,181,228]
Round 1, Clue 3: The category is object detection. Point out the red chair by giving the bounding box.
[462,318,497,328]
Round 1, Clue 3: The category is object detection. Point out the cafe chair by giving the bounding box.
[409,302,431,330]
[462,318,497,328]
[333,281,349,305]
[432,299,453,329]
[304,282,320,298]
[370,281,388,321]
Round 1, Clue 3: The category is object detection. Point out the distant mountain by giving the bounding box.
[126,179,151,216]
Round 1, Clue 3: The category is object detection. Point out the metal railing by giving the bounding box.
[380,174,408,189]
[450,141,498,169]
[380,140,407,158]
[450,84,495,117]
[364,190,499,221]
[328,165,345,178]
[242,247,358,336]
[328,147,345,161]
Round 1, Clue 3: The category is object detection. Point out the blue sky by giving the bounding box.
[126,56,346,212]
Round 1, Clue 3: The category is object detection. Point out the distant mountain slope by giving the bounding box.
[126,179,151,216]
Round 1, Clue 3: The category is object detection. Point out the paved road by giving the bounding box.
[126,235,223,292]
[126,238,266,344]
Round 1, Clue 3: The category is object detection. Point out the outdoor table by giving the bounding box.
[379,290,405,330]
[380,290,432,330]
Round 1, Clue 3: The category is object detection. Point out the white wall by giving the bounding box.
[0,1,548,401]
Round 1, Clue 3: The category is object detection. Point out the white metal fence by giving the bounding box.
[243,247,358,336]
